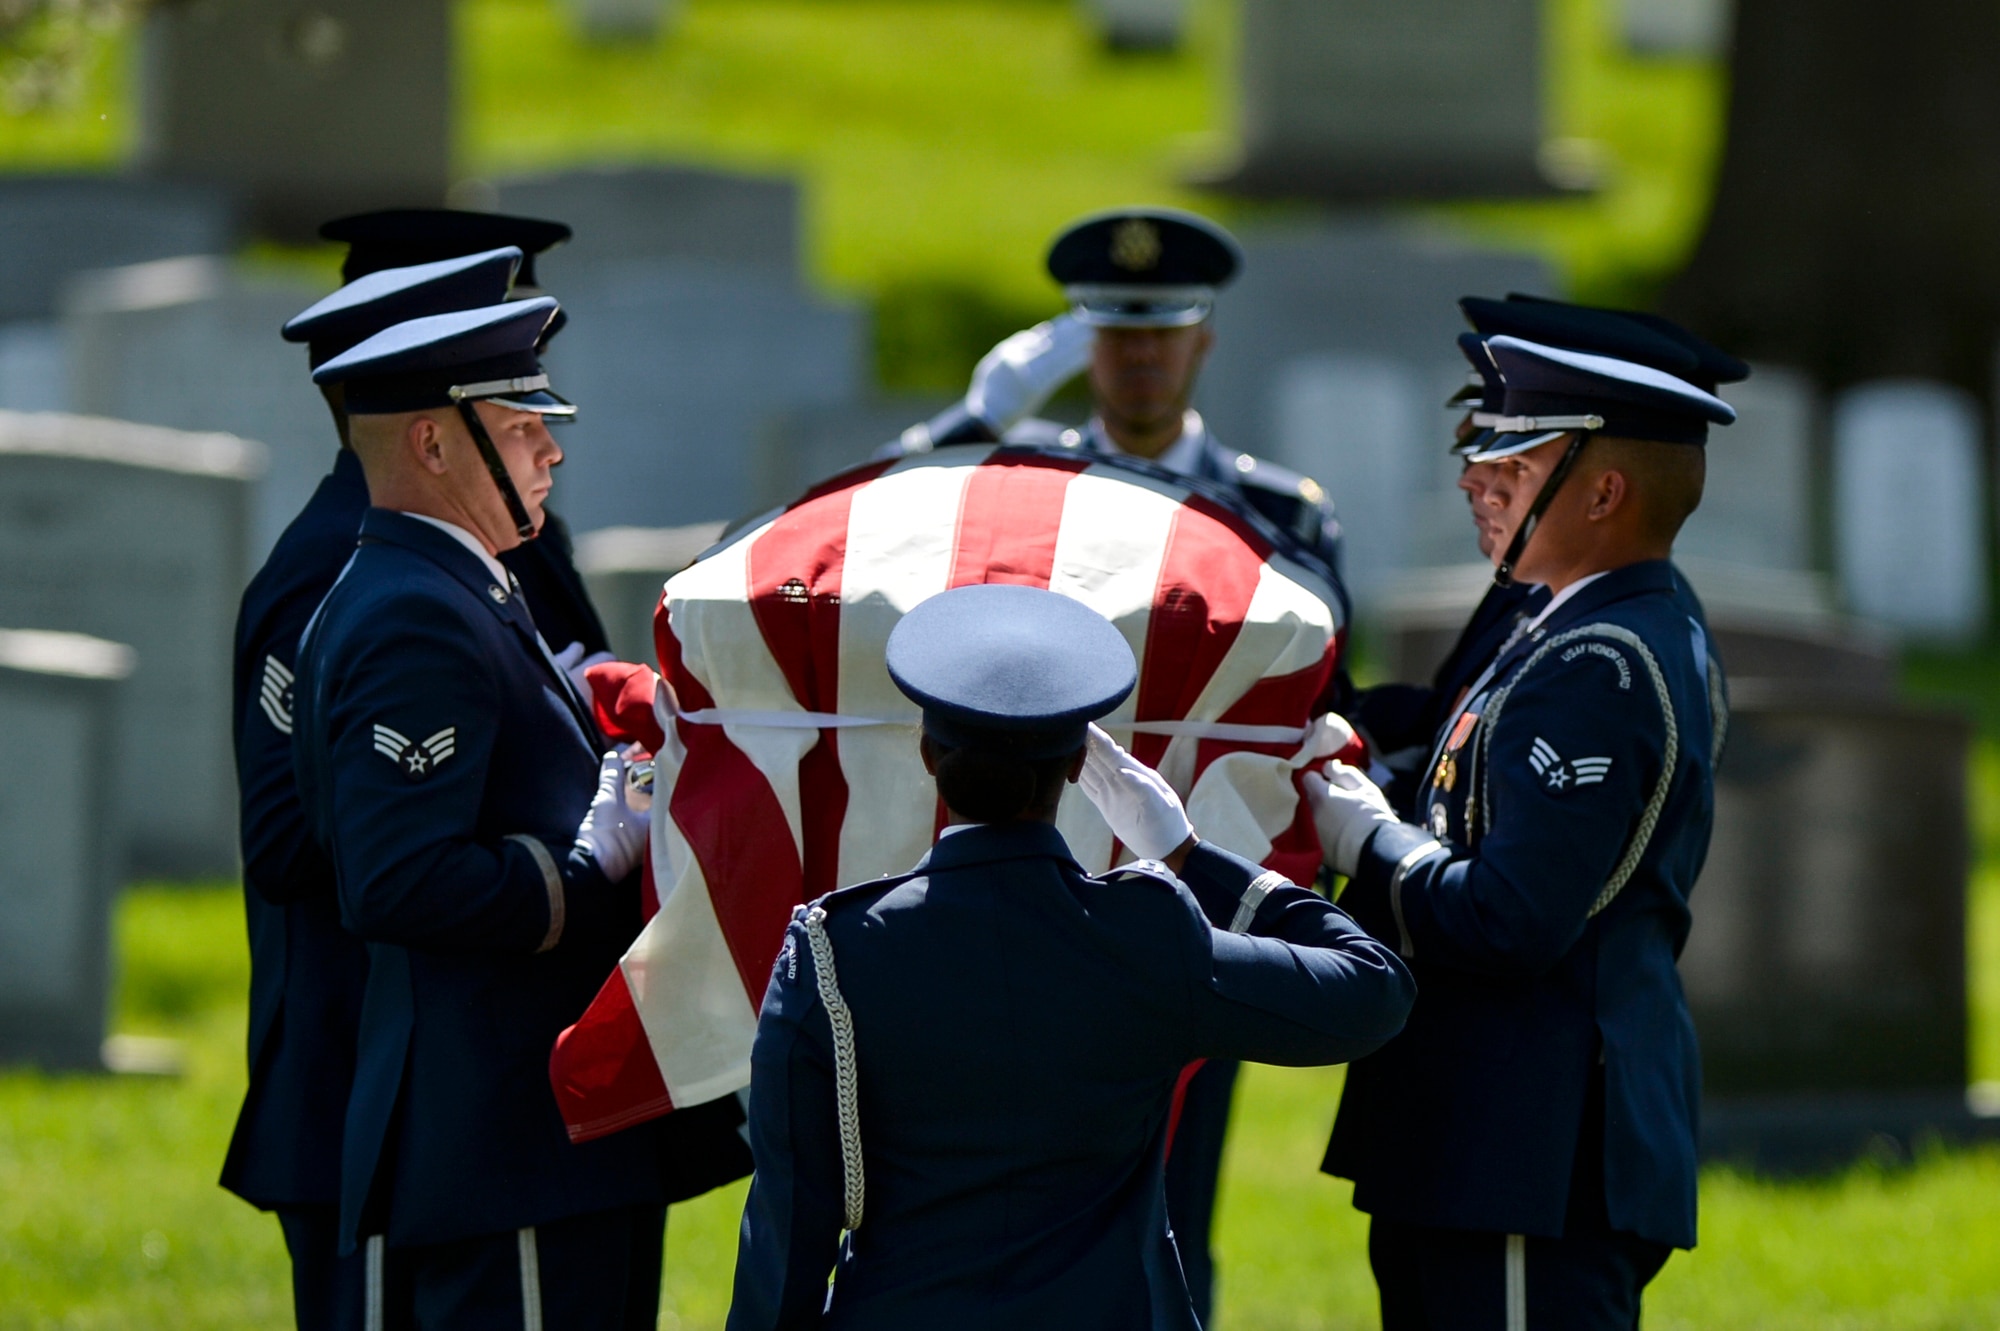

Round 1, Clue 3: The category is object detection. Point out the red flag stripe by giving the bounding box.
[551,967,674,1143]
[948,450,1090,590]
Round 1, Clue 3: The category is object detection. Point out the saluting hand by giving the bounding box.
[1303,761,1402,878]
[965,312,1094,432]
[1077,723,1196,863]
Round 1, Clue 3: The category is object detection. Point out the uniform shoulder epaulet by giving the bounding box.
[1097,858,1185,892]
[1224,450,1330,510]
[807,869,921,917]
[999,417,1079,450]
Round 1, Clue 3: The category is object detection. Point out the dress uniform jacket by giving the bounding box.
[1327,559,1722,1250]
[222,448,373,1210]
[293,508,661,1249]
[729,824,1415,1330]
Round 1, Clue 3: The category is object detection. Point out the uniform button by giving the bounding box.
[1235,454,1255,474]
[488,584,508,603]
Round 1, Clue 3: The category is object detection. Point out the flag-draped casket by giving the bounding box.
[552,445,1350,1142]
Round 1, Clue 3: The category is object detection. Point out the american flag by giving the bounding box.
[551,446,1349,1143]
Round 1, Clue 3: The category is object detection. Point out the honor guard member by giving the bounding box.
[223,246,526,1331]
[1306,333,1740,1329]
[896,207,1344,586]
[320,207,616,667]
[890,210,1349,1316]
[728,584,1414,1331]
[293,298,666,1329]
[1351,296,1746,818]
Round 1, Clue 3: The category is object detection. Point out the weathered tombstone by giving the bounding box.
[0,412,264,878]
[1211,0,1550,198]
[0,322,67,413]
[538,258,867,530]
[64,256,336,562]
[753,397,951,511]
[1674,364,1816,573]
[492,166,801,281]
[574,523,727,665]
[563,0,679,40]
[0,629,133,1069]
[134,0,450,239]
[0,176,237,324]
[1832,379,1987,639]
[1267,354,1427,606]
[1622,0,1733,56]
[1086,0,1191,50]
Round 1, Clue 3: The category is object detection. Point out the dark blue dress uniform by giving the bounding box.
[222,249,527,1331]
[293,300,665,1327]
[727,584,1413,1330]
[883,213,1349,1317]
[1324,332,1739,1329]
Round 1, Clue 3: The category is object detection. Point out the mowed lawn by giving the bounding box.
[1,855,1996,1330]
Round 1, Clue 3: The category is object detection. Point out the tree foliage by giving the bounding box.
[0,0,138,111]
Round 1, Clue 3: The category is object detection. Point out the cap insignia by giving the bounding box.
[1110,218,1163,272]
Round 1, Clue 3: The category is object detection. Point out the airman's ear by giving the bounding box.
[1587,467,1630,522]
[409,414,449,476]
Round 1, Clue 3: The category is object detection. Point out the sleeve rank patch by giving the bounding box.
[258,655,295,735]
[1529,737,1612,793]
[373,724,457,781]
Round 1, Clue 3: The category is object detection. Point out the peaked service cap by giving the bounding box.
[320,208,573,290]
[282,247,522,369]
[1459,335,1736,462]
[1047,207,1243,327]
[1506,293,1748,392]
[887,583,1137,759]
[311,297,575,418]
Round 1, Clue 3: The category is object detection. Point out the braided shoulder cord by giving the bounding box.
[1706,655,1729,766]
[803,907,865,1231]
[1472,623,1679,919]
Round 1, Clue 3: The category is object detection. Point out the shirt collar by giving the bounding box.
[404,513,510,587]
[1523,570,1608,634]
[1090,409,1208,479]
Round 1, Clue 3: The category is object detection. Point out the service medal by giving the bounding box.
[1435,751,1457,793]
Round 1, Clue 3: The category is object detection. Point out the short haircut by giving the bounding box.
[1588,435,1707,544]
[931,743,1078,824]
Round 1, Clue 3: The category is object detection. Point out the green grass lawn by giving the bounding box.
[2,872,1996,1330]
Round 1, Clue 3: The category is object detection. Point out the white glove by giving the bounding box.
[551,642,618,698]
[1076,723,1195,862]
[1303,761,1402,877]
[963,313,1094,431]
[576,749,647,881]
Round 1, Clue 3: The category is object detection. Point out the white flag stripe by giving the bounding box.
[620,847,759,1106]
[1047,466,1179,729]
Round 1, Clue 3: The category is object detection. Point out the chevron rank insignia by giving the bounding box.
[1529,737,1611,793]
[258,656,295,735]
[373,724,457,782]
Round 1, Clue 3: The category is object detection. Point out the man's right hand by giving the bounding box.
[964,312,1094,432]
[574,748,647,881]
[1303,761,1403,877]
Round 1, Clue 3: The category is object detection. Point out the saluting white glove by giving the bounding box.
[1077,723,1195,862]
[575,748,647,881]
[964,313,1094,432]
[551,641,618,698]
[1303,761,1402,877]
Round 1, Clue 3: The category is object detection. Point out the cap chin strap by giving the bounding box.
[1494,432,1590,589]
[455,400,537,541]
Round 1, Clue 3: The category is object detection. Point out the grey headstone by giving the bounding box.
[1685,691,1968,1097]
[1196,222,1551,563]
[491,166,801,280]
[753,397,951,512]
[1674,364,1816,574]
[134,0,450,239]
[63,256,337,562]
[1086,0,1191,50]
[1267,354,1429,606]
[0,176,236,323]
[575,523,727,666]
[539,259,867,531]
[0,413,264,877]
[1832,379,1988,640]
[1214,0,1550,199]
[562,0,679,39]
[1622,0,1732,57]
[0,630,133,1069]
[0,322,68,413]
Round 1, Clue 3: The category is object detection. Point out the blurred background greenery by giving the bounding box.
[3,1,1997,1327]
